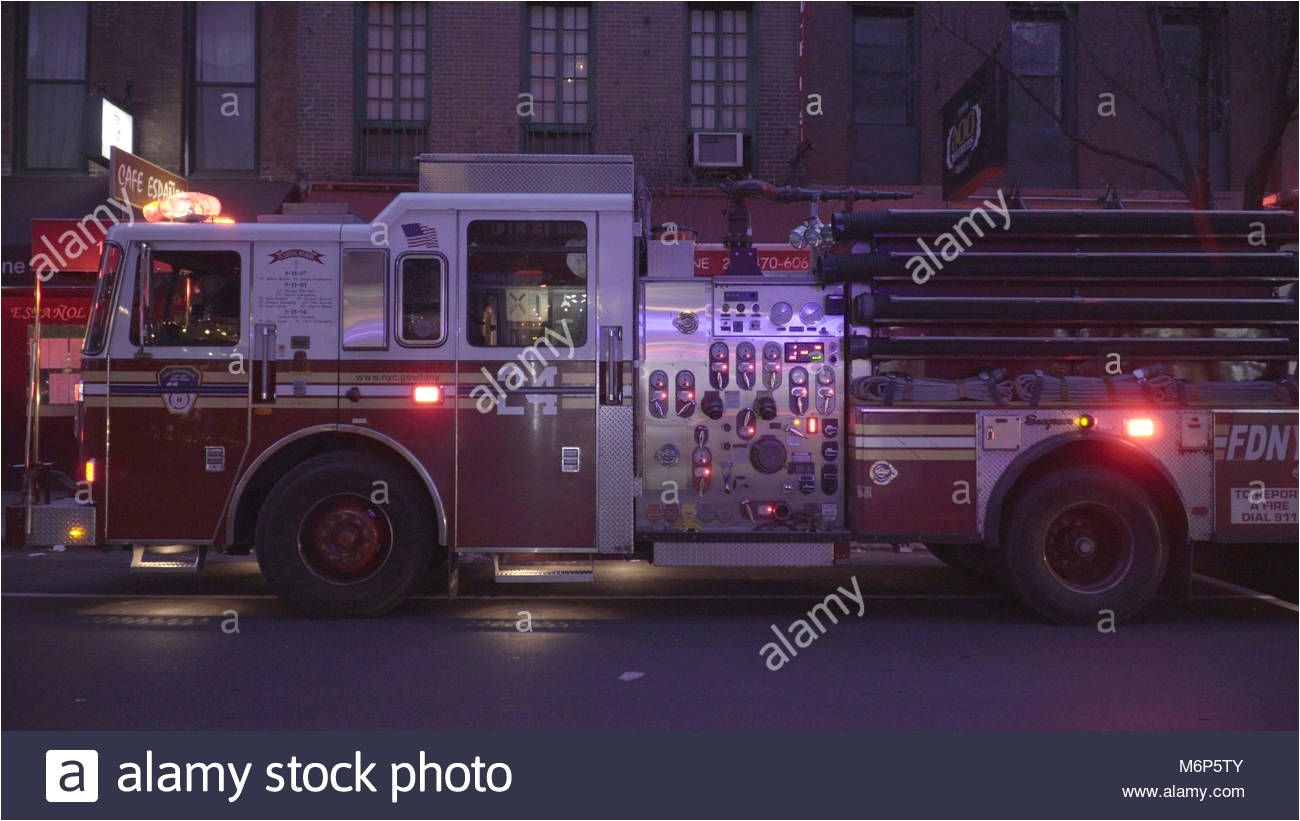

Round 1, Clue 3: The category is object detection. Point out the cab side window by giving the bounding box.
[397,255,445,345]
[465,220,588,348]
[130,250,242,346]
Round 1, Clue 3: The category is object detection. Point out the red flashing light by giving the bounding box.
[413,385,443,404]
[1125,418,1155,438]
[808,417,819,435]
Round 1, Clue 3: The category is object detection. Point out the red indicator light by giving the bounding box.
[808,417,819,435]
[1125,418,1155,438]
[413,385,443,404]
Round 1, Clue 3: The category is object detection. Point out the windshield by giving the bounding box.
[83,242,124,356]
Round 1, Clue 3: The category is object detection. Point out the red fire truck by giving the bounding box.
[14,154,1298,622]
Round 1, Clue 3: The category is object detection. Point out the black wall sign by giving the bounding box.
[941,57,1009,201]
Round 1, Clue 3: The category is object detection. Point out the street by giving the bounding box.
[3,548,1295,733]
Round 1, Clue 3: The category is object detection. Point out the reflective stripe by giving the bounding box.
[853,436,977,449]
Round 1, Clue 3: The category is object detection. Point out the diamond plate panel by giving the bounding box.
[11,502,96,547]
[654,541,835,567]
[418,154,634,195]
[974,409,1214,539]
[597,404,635,553]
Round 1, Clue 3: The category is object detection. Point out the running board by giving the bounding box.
[492,554,594,583]
[131,544,206,574]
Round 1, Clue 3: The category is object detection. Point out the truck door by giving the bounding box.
[101,240,252,542]
[455,214,599,549]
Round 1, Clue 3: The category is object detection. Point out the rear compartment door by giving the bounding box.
[1213,410,1299,540]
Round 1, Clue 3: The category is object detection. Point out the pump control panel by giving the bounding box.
[639,278,845,534]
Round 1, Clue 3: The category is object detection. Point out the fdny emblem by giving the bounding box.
[672,311,699,334]
[870,460,899,486]
[158,366,201,414]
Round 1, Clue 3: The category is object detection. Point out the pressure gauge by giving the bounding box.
[799,301,825,325]
[770,301,794,326]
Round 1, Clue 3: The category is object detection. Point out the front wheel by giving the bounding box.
[1002,467,1167,624]
[255,452,434,617]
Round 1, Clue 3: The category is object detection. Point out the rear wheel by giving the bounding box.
[1002,467,1167,624]
[255,452,434,617]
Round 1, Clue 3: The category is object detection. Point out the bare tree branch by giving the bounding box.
[925,6,1189,193]
[1068,4,1184,144]
[1242,4,1299,207]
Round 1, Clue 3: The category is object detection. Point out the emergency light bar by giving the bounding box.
[143,192,224,223]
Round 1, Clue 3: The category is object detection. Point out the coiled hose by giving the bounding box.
[852,371,1014,405]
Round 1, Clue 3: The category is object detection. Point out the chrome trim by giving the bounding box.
[223,424,449,547]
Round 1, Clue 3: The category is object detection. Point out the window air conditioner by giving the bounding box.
[692,132,744,168]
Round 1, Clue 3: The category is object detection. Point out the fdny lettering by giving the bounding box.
[498,366,557,416]
[471,320,576,415]
[1223,424,1298,461]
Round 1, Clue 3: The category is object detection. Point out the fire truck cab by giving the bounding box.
[52,154,1300,622]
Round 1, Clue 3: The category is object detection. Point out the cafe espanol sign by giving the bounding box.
[110,146,187,209]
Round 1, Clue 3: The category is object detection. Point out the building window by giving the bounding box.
[849,5,918,184]
[852,6,914,126]
[21,2,89,171]
[688,5,752,131]
[357,2,428,174]
[1160,11,1225,132]
[1006,8,1076,187]
[522,4,592,154]
[192,2,257,172]
[1159,7,1227,188]
[1009,16,1066,129]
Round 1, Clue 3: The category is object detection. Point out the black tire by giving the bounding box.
[255,452,434,617]
[1002,467,1167,624]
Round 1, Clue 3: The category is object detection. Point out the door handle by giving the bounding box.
[252,323,277,404]
[601,326,623,405]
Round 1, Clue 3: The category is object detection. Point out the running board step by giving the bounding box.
[131,544,206,574]
[492,554,594,583]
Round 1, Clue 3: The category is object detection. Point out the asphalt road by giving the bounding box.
[2,548,1295,733]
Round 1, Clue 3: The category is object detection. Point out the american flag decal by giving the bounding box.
[401,222,439,248]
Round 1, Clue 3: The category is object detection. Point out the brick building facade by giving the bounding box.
[2,1,1297,255]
